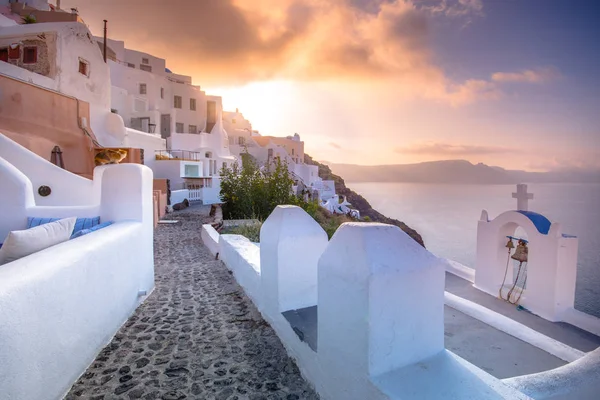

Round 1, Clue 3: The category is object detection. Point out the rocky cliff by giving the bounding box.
[304,154,425,247]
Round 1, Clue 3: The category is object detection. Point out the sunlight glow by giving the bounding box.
[206,81,298,135]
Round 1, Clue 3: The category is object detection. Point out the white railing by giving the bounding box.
[188,189,202,202]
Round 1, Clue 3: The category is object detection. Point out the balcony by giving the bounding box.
[155,150,202,161]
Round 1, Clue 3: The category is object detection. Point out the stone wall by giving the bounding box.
[0,33,56,77]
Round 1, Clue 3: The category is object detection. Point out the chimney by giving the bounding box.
[57,0,61,9]
[103,19,108,63]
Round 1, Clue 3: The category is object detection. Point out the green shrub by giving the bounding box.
[220,154,297,220]
[222,222,262,243]
[220,152,356,240]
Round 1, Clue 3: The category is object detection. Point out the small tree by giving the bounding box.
[220,152,298,220]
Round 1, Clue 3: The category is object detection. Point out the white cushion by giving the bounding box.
[0,217,76,265]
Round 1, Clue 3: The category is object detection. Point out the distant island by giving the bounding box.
[325,160,600,184]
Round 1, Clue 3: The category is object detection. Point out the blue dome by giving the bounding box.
[516,211,551,235]
[165,68,172,73]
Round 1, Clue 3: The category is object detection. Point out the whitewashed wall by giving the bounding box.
[123,128,166,170]
[0,22,111,109]
[210,205,532,400]
[475,210,579,322]
[0,155,154,400]
[152,160,186,190]
[0,133,94,209]
[295,163,320,186]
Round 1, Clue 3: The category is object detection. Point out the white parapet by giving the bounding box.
[217,207,535,399]
[504,347,600,400]
[0,156,155,400]
[260,205,329,313]
[318,223,445,389]
[201,224,220,256]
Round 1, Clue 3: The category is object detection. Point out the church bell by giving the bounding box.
[505,238,515,249]
[511,240,528,263]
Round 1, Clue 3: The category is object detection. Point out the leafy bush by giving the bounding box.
[221,222,262,243]
[220,152,357,241]
[220,155,298,220]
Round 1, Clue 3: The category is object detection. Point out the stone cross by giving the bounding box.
[512,183,533,211]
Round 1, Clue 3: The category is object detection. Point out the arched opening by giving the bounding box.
[496,223,531,304]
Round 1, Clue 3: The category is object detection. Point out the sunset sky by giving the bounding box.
[65,0,599,171]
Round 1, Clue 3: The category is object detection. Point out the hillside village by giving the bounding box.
[0,2,599,400]
[0,0,335,214]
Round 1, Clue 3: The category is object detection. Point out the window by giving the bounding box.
[189,125,197,134]
[0,48,8,62]
[174,95,182,109]
[223,162,227,170]
[190,98,196,111]
[78,59,89,76]
[141,57,149,64]
[268,149,273,158]
[140,64,152,72]
[160,87,164,99]
[238,136,245,145]
[184,164,199,177]
[139,83,147,95]
[23,47,37,64]
[127,62,135,68]
[292,148,295,155]
[232,118,236,124]
[8,45,19,60]
[175,122,184,133]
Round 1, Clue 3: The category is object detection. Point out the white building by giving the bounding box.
[226,130,323,196]
[0,9,236,205]
[98,37,236,203]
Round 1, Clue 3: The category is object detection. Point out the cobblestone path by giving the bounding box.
[66,207,318,400]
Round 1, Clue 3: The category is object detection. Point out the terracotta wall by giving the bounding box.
[153,178,168,194]
[0,74,96,177]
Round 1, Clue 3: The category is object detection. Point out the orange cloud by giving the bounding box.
[66,0,507,105]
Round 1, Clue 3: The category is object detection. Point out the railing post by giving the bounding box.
[260,205,328,313]
[318,222,445,383]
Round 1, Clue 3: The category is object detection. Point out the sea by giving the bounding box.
[348,182,600,318]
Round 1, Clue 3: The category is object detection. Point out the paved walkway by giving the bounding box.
[66,206,318,400]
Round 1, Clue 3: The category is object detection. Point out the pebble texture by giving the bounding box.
[66,206,319,400]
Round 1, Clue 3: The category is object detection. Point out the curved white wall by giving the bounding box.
[0,157,155,400]
[0,133,95,206]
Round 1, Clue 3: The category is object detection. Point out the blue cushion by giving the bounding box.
[27,217,101,237]
[70,221,114,239]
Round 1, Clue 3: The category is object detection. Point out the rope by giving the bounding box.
[499,248,512,300]
[506,261,527,304]
[511,271,528,305]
